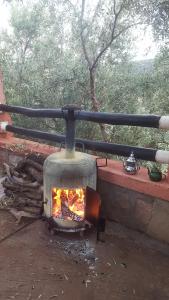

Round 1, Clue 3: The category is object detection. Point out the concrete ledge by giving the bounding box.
[97,159,169,202]
[0,136,57,156]
[0,137,168,201]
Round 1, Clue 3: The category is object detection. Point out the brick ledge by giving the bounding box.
[98,160,169,202]
[0,136,169,202]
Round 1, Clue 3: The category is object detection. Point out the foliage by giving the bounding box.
[152,0,169,41]
[0,0,169,160]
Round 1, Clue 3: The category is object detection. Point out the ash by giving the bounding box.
[50,232,98,265]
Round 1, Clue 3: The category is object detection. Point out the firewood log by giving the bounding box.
[26,153,46,165]
[3,157,44,215]
[25,166,43,183]
[14,197,42,208]
[22,191,43,200]
[16,159,43,173]
[61,202,83,222]
[9,208,39,224]
[2,180,42,196]
[9,176,40,188]
[4,187,43,201]
[22,206,42,215]
[3,163,13,177]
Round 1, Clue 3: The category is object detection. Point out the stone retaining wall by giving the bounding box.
[98,179,169,243]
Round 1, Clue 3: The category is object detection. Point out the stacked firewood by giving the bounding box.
[2,154,45,222]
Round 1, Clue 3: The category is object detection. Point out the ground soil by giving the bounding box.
[0,211,169,300]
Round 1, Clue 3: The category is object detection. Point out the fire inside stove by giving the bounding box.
[52,188,86,222]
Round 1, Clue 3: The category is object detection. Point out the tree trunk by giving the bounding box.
[89,68,108,141]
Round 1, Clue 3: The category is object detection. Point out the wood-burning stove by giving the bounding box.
[43,151,97,231]
[43,105,100,233]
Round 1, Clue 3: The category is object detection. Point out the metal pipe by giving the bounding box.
[75,138,157,162]
[6,125,64,143]
[0,104,164,128]
[62,105,79,158]
[64,107,75,154]
[76,111,161,128]
[0,104,63,118]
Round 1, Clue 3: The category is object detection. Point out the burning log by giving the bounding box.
[61,202,83,222]
[2,155,45,222]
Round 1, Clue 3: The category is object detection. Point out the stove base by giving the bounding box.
[44,217,92,234]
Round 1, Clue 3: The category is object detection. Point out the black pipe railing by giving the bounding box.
[6,125,64,143]
[6,125,157,161]
[0,103,166,162]
[0,104,63,118]
[0,104,161,128]
[76,111,160,128]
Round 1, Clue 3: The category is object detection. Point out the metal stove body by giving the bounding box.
[43,106,99,232]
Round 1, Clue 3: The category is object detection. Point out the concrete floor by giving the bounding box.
[0,210,169,300]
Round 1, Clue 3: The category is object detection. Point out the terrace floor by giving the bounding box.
[0,210,169,300]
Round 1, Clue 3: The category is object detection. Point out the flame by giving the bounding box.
[52,188,85,221]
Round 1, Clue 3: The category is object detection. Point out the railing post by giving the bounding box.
[62,105,80,158]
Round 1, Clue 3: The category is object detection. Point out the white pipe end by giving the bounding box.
[155,150,169,164]
[159,116,169,129]
[0,121,8,132]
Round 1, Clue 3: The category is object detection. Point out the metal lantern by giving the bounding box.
[123,152,140,175]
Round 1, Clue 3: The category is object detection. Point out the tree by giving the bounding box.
[1,0,169,151]
[0,1,93,138]
[152,0,169,41]
[64,0,151,140]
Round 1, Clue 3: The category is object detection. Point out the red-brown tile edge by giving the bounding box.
[0,136,168,201]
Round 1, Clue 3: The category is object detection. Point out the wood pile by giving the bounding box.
[2,154,46,223]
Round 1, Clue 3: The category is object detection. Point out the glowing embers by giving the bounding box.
[52,188,86,222]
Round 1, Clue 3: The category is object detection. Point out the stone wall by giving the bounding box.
[98,179,169,243]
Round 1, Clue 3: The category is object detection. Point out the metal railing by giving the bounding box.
[0,104,169,163]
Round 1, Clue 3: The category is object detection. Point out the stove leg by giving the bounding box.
[80,231,84,238]
[97,217,106,242]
